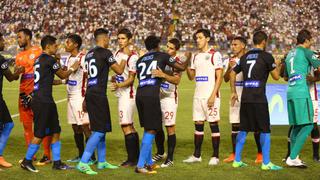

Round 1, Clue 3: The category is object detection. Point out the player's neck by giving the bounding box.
[43,50,53,56]
[24,42,32,51]
[199,45,209,53]
[253,45,264,50]
[122,46,131,55]
[236,51,246,58]
[70,49,79,57]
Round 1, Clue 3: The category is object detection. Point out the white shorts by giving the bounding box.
[193,98,220,122]
[313,100,318,123]
[160,97,178,126]
[229,100,240,124]
[67,97,89,125]
[118,96,135,125]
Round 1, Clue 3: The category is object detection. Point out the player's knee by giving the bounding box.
[121,124,134,135]
[231,123,240,132]
[209,122,219,134]
[166,125,175,135]
[195,124,204,133]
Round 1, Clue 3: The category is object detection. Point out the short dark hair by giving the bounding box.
[94,28,109,39]
[168,38,181,50]
[117,28,133,39]
[41,35,57,50]
[232,36,247,45]
[144,35,160,51]
[194,29,211,39]
[253,31,268,45]
[297,29,311,45]
[67,34,82,50]
[18,28,32,40]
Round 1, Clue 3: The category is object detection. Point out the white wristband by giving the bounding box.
[61,80,66,84]
[69,67,75,72]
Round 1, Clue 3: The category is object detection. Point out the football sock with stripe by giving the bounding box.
[26,143,40,160]
[155,129,165,155]
[137,132,155,168]
[235,131,247,162]
[231,124,240,154]
[81,131,104,163]
[51,141,61,161]
[0,122,13,156]
[260,133,270,164]
[210,122,220,158]
[167,134,176,161]
[254,132,262,153]
[193,124,204,158]
[311,123,320,159]
[97,134,106,163]
[290,124,313,159]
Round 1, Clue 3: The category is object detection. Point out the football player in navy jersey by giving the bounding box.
[135,35,188,174]
[76,28,126,175]
[0,32,24,169]
[20,35,80,172]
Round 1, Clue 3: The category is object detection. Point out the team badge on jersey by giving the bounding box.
[53,62,61,70]
[169,57,175,63]
[108,56,116,63]
[29,54,35,60]
[1,62,8,70]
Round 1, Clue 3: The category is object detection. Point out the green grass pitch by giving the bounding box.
[1,75,319,180]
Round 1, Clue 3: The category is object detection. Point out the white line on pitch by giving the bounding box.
[10,98,67,118]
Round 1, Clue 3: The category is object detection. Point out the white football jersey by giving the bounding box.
[114,50,138,98]
[190,48,223,98]
[160,56,182,99]
[66,52,86,97]
[225,57,244,98]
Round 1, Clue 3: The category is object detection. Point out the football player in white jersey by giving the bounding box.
[110,28,140,167]
[223,37,263,163]
[63,34,96,164]
[151,38,187,167]
[183,29,223,165]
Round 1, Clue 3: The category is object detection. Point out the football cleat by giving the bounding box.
[97,162,118,170]
[208,157,219,165]
[120,160,136,167]
[19,159,39,173]
[183,155,202,163]
[76,162,98,175]
[232,161,248,168]
[145,163,160,171]
[66,156,81,163]
[0,156,12,168]
[161,160,174,168]
[52,161,73,170]
[285,157,307,168]
[255,153,263,164]
[261,162,283,170]
[35,155,52,166]
[152,153,167,162]
[135,167,157,174]
[223,153,235,163]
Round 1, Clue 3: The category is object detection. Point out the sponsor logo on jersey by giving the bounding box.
[195,76,208,82]
[246,53,258,60]
[139,78,156,87]
[244,80,260,88]
[1,62,8,70]
[88,78,98,87]
[115,75,124,82]
[141,55,154,62]
[235,81,244,86]
[86,52,94,58]
[67,80,77,86]
[160,83,170,89]
[288,74,302,86]
[22,73,34,80]
[34,83,39,91]
[53,62,60,70]
[29,54,35,60]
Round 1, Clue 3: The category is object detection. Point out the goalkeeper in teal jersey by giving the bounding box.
[284,29,320,168]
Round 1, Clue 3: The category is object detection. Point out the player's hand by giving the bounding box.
[207,96,215,107]
[70,61,80,72]
[152,68,166,78]
[82,100,87,112]
[307,73,317,82]
[110,82,118,91]
[14,65,25,74]
[110,75,117,83]
[229,60,236,68]
[230,93,239,107]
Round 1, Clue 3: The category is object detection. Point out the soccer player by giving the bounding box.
[223,37,263,163]
[135,35,188,174]
[15,28,52,165]
[183,29,223,165]
[19,35,80,172]
[110,28,140,167]
[62,34,96,164]
[0,32,24,168]
[283,67,320,163]
[284,29,320,168]
[76,28,126,175]
[151,38,185,167]
[230,31,282,170]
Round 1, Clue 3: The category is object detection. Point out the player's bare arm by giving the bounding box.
[230,70,238,107]
[270,59,281,80]
[224,61,236,82]
[152,68,181,85]
[207,68,223,107]
[111,60,126,75]
[3,65,24,82]
[56,61,80,79]
[110,71,136,91]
